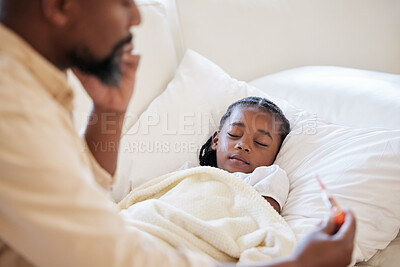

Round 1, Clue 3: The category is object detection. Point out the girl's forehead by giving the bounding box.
[228,106,271,122]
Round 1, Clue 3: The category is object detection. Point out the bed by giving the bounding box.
[68,0,400,266]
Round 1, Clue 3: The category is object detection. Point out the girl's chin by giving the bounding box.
[225,160,252,173]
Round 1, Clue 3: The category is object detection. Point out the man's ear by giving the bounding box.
[41,0,73,27]
[211,131,219,150]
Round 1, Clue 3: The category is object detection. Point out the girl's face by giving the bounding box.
[211,106,282,173]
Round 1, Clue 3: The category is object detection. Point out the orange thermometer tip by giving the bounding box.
[334,210,346,225]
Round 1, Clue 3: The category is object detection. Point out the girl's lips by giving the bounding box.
[229,155,249,165]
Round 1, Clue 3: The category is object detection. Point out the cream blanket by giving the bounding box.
[118,166,296,263]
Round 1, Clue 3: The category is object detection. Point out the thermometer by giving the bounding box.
[316,175,346,226]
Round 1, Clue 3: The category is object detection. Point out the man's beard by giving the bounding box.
[69,35,133,87]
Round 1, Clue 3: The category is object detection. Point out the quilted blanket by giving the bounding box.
[118,166,296,263]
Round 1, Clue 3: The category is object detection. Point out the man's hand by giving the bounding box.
[291,210,356,267]
[73,46,140,176]
[73,45,140,113]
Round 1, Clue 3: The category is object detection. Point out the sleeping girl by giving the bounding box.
[118,96,296,262]
[197,96,291,214]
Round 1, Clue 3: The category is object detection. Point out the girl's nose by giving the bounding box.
[234,143,251,153]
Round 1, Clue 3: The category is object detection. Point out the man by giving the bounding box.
[0,0,356,266]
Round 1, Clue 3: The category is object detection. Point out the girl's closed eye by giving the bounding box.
[255,140,269,147]
[227,132,240,138]
[227,127,242,137]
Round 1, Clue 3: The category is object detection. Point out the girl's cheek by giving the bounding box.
[218,139,229,152]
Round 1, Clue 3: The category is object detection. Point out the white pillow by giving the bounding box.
[114,50,400,263]
[249,66,400,130]
[125,0,180,129]
[275,115,400,262]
